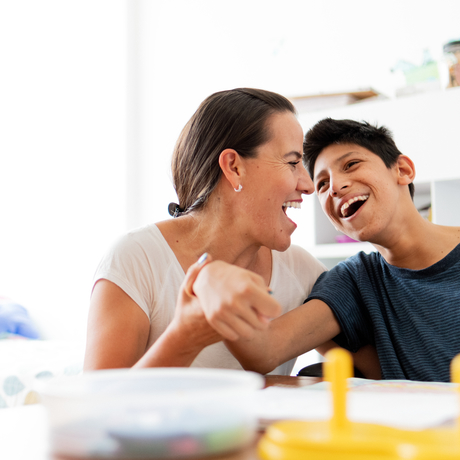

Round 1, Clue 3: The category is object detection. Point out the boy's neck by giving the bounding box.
[372,216,460,270]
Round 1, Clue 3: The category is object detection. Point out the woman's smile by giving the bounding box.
[240,111,313,251]
[282,200,302,226]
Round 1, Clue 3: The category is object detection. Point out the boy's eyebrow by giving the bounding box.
[314,151,356,181]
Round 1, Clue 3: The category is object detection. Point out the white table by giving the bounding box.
[0,405,49,459]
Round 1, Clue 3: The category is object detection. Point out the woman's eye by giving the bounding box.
[289,161,300,167]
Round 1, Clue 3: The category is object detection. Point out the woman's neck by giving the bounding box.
[155,212,273,283]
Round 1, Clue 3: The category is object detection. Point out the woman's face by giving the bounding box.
[239,111,314,252]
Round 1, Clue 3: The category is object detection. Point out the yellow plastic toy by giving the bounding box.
[258,349,460,460]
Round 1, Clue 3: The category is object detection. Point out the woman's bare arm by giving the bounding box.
[84,260,222,370]
[84,280,151,370]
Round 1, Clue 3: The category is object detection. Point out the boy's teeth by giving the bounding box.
[340,195,369,217]
[283,201,301,209]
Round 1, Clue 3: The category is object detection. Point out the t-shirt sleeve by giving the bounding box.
[92,233,154,320]
[306,259,373,353]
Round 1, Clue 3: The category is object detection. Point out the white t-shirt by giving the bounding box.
[93,224,326,375]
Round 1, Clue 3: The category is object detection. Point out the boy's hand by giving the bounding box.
[193,261,282,341]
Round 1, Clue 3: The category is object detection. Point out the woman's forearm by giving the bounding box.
[133,322,212,368]
[85,276,222,371]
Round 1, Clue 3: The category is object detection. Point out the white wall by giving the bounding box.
[0,1,127,340]
[126,0,460,241]
[1,0,459,344]
[297,88,460,185]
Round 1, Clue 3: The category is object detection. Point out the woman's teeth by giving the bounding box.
[340,195,369,217]
[283,201,301,209]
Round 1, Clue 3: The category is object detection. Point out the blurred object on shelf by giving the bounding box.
[392,49,441,97]
[0,297,40,339]
[443,39,460,88]
[335,235,359,244]
[289,88,386,113]
[417,204,432,222]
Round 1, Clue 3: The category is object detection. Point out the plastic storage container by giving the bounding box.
[39,367,264,458]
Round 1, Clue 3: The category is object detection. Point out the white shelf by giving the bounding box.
[298,87,460,184]
[307,242,375,260]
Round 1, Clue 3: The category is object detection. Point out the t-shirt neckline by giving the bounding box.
[153,223,275,285]
[381,242,460,279]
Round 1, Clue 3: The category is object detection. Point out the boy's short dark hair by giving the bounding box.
[303,118,414,199]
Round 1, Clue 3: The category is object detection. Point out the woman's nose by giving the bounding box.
[298,166,314,195]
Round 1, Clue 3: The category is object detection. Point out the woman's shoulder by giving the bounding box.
[100,223,174,268]
[111,223,166,249]
[271,245,327,296]
[270,245,326,311]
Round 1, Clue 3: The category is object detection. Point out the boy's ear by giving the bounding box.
[396,155,416,186]
[218,149,244,190]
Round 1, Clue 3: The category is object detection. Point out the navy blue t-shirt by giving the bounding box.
[307,243,460,382]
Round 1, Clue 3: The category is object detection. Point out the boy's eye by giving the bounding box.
[316,180,328,192]
[345,160,359,169]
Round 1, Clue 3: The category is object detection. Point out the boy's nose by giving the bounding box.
[330,177,349,197]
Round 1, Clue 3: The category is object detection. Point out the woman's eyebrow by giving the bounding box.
[284,151,302,159]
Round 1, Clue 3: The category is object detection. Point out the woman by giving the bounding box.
[84,88,325,375]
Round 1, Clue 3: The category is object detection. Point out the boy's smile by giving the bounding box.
[313,143,402,243]
[339,194,369,218]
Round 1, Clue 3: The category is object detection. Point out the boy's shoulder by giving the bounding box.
[333,250,382,272]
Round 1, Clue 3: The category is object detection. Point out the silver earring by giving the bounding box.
[234,184,242,192]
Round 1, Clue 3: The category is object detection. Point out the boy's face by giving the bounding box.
[313,143,401,243]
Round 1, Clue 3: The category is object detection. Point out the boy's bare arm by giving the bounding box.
[316,341,382,379]
[193,261,340,374]
[225,298,341,374]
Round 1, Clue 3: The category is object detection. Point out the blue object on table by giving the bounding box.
[0,299,40,339]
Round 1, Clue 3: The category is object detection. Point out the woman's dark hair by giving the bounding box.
[303,118,414,199]
[171,88,296,215]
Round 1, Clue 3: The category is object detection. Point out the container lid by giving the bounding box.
[39,367,264,403]
[258,349,460,460]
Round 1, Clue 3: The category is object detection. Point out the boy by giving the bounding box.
[193,118,460,382]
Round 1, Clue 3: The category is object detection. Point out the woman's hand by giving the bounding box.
[134,254,224,369]
[192,260,282,341]
[169,254,223,350]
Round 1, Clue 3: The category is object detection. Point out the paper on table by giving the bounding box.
[253,379,459,430]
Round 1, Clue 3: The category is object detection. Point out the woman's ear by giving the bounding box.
[218,149,245,190]
[396,155,416,186]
